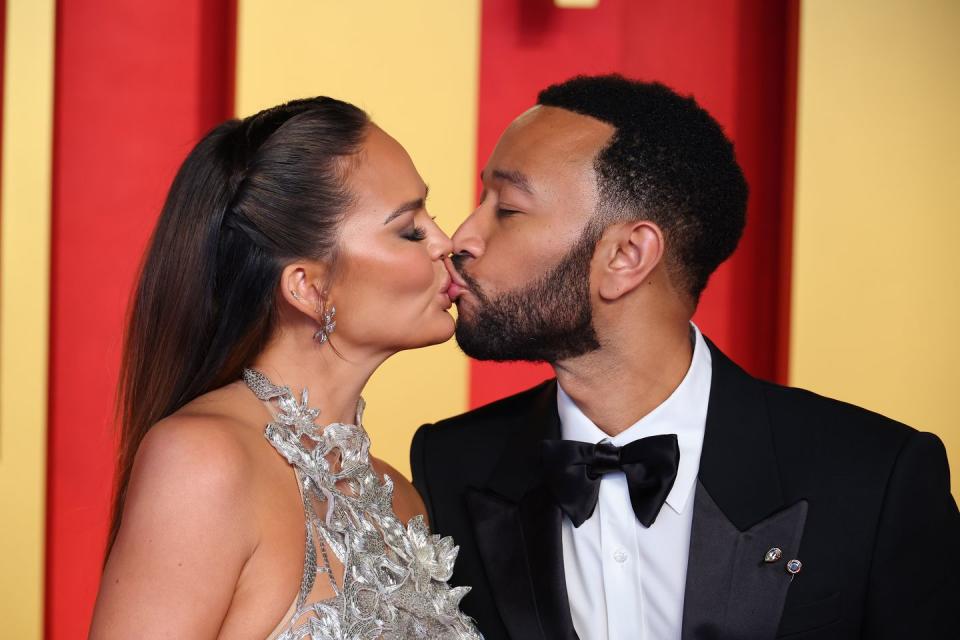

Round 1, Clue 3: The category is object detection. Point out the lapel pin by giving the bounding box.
[786,559,803,575]
[764,547,783,563]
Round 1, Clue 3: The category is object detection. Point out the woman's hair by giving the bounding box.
[108,97,370,554]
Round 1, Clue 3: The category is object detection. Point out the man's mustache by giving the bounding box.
[449,254,487,302]
[449,254,475,288]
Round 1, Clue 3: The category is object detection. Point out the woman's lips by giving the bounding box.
[439,291,453,310]
[443,258,469,301]
[437,275,454,310]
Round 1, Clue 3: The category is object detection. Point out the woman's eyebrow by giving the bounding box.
[383,186,430,225]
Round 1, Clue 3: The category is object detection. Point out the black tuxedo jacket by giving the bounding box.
[411,340,959,639]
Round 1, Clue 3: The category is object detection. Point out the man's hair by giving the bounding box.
[538,74,748,302]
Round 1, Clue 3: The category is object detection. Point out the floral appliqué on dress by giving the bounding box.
[243,369,482,640]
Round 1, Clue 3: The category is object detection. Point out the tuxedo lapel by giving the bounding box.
[681,341,807,639]
[698,339,785,530]
[465,381,578,640]
[682,483,808,640]
[465,488,542,639]
[517,484,577,639]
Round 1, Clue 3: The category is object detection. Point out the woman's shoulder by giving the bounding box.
[370,456,429,527]
[142,412,250,479]
[132,415,253,521]
[112,386,273,565]
[132,382,272,512]
[94,388,268,637]
[147,385,260,463]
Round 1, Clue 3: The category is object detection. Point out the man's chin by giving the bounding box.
[454,320,498,361]
[454,321,530,363]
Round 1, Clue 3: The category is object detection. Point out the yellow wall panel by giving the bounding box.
[0,0,56,636]
[236,0,479,477]
[791,0,960,497]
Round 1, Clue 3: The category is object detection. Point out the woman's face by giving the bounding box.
[330,125,454,355]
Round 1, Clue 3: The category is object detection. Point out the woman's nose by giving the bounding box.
[429,229,454,260]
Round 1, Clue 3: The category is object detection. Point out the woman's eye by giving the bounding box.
[496,208,520,218]
[403,226,427,241]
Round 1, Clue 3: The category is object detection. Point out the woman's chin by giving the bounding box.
[417,315,457,349]
[432,315,457,345]
[386,311,456,353]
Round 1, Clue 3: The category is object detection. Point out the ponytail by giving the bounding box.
[107,97,369,554]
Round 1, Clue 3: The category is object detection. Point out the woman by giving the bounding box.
[89,97,480,639]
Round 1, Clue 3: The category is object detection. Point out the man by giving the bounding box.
[412,75,959,639]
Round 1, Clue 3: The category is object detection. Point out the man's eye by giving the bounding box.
[496,208,520,218]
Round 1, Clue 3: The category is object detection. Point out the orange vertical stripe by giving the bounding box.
[235,0,478,478]
[0,0,56,636]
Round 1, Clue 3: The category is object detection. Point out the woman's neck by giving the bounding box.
[249,337,387,426]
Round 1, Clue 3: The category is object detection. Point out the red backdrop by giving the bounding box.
[470,0,798,406]
[47,2,236,637]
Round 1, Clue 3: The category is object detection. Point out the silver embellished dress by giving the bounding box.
[243,369,482,640]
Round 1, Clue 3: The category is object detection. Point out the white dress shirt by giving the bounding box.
[558,324,712,640]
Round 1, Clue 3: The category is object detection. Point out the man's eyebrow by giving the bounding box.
[383,185,429,225]
[483,169,534,194]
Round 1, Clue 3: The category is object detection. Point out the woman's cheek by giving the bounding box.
[339,243,440,347]
[399,246,436,293]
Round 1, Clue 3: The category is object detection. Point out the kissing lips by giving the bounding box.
[443,258,470,301]
[446,282,464,300]
[437,274,454,310]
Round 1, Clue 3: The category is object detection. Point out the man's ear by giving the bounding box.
[280,262,329,318]
[596,221,665,301]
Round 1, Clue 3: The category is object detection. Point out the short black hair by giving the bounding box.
[538,74,748,302]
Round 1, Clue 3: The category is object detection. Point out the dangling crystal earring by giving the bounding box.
[314,300,336,344]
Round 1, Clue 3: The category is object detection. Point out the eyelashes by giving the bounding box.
[403,226,427,241]
[403,215,437,241]
[496,208,520,218]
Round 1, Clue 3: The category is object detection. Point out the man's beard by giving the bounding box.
[452,224,602,363]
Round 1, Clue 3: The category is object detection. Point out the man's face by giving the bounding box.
[449,106,615,362]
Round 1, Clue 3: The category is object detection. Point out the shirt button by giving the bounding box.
[613,548,629,564]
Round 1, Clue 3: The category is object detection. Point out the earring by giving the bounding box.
[314,301,337,344]
[290,289,305,303]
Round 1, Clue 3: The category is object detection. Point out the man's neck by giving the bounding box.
[552,321,695,437]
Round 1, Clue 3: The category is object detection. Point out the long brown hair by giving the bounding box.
[108,97,369,554]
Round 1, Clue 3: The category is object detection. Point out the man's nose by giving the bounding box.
[451,211,486,260]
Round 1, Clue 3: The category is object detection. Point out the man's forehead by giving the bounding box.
[495,105,615,166]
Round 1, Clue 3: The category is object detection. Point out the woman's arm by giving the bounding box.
[89,416,258,639]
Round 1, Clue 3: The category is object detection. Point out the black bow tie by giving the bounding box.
[541,435,680,528]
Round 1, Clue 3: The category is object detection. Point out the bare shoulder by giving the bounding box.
[135,381,271,486]
[122,409,260,549]
[138,411,252,484]
[371,456,428,526]
[91,403,263,637]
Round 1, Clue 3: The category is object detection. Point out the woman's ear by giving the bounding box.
[596,220,665,301]
[280,262,328,318]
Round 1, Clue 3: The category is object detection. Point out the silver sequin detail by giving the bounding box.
[243,369,482,640]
